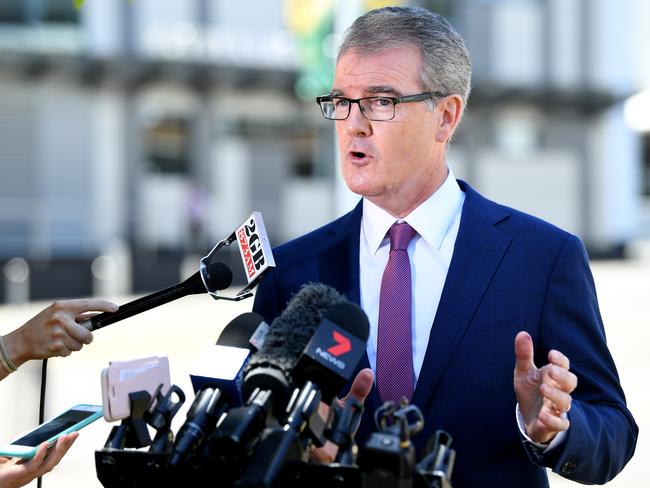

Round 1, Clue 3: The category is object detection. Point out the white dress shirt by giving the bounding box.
[358,167,563,451]
[359,167,464,384]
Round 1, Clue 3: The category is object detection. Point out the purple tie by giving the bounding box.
[376,222,417,405]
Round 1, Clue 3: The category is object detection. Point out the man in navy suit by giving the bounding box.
[253,6,637,486]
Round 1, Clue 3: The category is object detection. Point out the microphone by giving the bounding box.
[238,301,370,488]
[167,312,269,467]
[216,311,269,352]
[80,261,233,331]
[168,387,227,467]
[242,282,348,409]
[189,312,268,406]
[292,301,370,405]
[208,283,347,476]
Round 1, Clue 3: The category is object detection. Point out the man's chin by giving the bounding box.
[342,177,378,198]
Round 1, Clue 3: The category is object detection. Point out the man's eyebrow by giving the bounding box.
[366,86,401,96]
[328,86,401,97]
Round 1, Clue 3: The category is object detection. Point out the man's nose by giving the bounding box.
[342,101,372,136]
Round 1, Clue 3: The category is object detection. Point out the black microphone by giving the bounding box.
[164,313,270,469]
[292,301,370,404]
[80,261,233,331]
[216,311,269,352]
[238,301,370,488]
[168,387,226,467]
[189,312,268,406]
[208,283,347,476]
[242,282,348,412]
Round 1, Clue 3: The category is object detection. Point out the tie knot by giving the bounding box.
[389,222,417,251]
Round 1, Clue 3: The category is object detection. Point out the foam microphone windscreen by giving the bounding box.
[244,282,347,378]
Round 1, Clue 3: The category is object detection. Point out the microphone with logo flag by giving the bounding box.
[81,212,275,332]
[238,300,370,488]
[207,283,347,478]
[167,312,269,467]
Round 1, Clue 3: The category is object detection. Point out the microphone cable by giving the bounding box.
[37,357,47,488]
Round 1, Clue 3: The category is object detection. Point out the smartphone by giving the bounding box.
[101,356,170,422]
[0,404,103,458]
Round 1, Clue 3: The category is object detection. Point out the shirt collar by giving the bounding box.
[362,167,464,254]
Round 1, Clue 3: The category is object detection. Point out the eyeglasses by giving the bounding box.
[315,91,448,121]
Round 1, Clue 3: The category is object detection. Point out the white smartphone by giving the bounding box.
[0,404,103,458]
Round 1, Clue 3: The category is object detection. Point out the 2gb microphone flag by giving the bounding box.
[200,212,276,301]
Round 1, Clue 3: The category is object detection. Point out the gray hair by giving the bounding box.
[338,6,472,107]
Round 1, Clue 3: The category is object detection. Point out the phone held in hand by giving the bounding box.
[0,404,103,458]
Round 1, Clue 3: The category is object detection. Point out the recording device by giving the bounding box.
[216,311,269,352]
[237,300,370,488]
[93,280,456,488]
[101,356,171,422]
[207,284,348,478]
[168,387,227,467]
[0,404,102,458]
[147,385,186,454]
[359,402,424,488]
[416,430,455,488]
[100,355,186,451]
[242,282,348,412]
[189,312,269,403]
[327,396,363,465]
[167,312,270,467]
[292,301,370,404]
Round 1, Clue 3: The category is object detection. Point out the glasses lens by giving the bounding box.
[359,97,395,121]
[320,99,336,119]
[319,98,345,120]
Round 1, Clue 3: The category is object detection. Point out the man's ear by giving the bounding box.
[434,94,464,143]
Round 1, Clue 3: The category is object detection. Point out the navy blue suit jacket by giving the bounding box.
[252,181,637,487]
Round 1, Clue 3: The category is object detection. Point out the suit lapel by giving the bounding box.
[412,181,512,408]
[318,201,384,412]
[318,200,363,305]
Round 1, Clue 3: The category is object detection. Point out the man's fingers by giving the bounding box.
[342,368,374,403]
[309,440,338,464]
[514,331,536,374]
[540,383,572,414]
[538,408,571,432]
[548,349,570,370]
[547,364,578,393]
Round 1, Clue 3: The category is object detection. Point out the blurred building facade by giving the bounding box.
[0,0,648,303]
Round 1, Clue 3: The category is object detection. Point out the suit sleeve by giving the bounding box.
[531,234,638,483]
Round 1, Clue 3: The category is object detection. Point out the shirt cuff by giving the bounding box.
[516,403,567,453]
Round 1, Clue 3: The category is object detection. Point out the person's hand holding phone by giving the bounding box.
[0,432,78,488]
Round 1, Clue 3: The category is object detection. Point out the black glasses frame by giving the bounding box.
[315,91,448,121]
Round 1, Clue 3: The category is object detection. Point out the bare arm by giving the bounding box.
[0,298,118,380]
